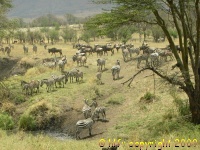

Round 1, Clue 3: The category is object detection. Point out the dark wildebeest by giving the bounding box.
[48,48,63,57]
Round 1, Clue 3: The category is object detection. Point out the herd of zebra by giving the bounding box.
[76,99,106,139]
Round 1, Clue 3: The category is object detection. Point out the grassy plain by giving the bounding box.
[0,34,200,150]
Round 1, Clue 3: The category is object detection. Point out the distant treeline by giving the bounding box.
[14,13,89,28]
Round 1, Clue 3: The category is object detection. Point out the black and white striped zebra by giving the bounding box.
[40,78,55,92]
[82,99,97,119]
[75,111,98,139]
[94,106,106,120]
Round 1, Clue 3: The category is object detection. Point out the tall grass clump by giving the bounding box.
[107,93,125,105]
[173,97,190,117]
[19,114,36,131]
[19,100,62,130]
[0,113,14,130]
[140,91,155,103]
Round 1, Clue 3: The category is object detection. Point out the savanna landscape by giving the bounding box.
[0,0,200,150]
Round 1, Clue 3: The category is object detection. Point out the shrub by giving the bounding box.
[140,92,155,103]
[107,94,125,105]
[0,113,14,130]
[1,102,16,115]
[173,97,190,117]
[19,114,36,131]
[19,100,62,130]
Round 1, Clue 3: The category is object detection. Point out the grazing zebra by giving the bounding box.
[74,70,83,83]
[96,71,102,85]
[21,80,30,95]
[28,80,40,96]
[23,45,28,54]
[82,99,98,119]
[33,44,37,54]
[111,60,120,80]
[52,74,65,88]
[5,47,11,56]
[75,111,98,139]
[43,61,57,69]
[21,80,40,96]
[80,56,87,66]
[94,106,106,120]
[68,68,79,83]
[97,58,106,71]
[40,78,55,92]
[128,47,140,55]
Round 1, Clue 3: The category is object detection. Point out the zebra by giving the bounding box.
[122,48,132,62]
[23,45,28,54]
[94,106,106,120]
[75,111,98,139]
[21,80,40,96]
[5,47,11,56]
[97,58,106,71]
[21,80,30,95]
[96,71,102,85]
[149,52,159,67]
[52,74,65,88]
[40,78,55,92]
[82,99,98,119]
[28,80,40,96]
[33,44,37,54]
[137,54,149,68]
[43,61,57,69]
[111,60,120,80]
[74,70,83,83]
[58,55,67,72]
[68,68,79,83]
[80,56,87,66]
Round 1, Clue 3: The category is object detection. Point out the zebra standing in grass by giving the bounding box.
[40,78,55,92]
[74,70,83,83]
[97,58,106,71]
[58,55,67,72]
[5,46,11,56]
[75,111,98,139]
[94,106,106,120]
[33,44,37,54]
[23,45,28,54]
[52,74,66,88]
[137,54,149,68]
[111,60,120,80]
[68,68,79,83]
[82,99,98,119]
[96,71,102,85]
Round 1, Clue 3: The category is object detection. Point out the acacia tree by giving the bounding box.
[93,0,200,124]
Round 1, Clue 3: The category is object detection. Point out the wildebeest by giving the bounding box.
[48,48,63,57]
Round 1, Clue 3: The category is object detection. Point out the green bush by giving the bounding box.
[173,97,190,117]
[107,94,125,105]
[19,114,36,131]
[0,113,14,130]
